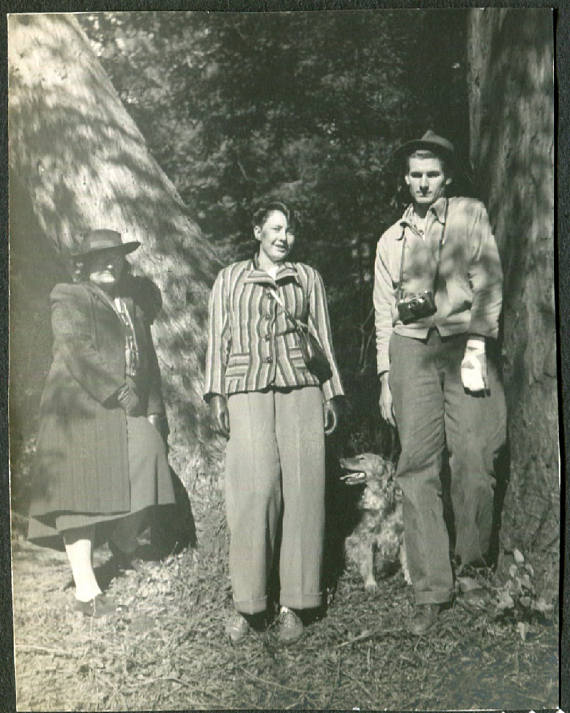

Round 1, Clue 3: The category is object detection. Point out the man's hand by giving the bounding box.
[379,372,396,427]
[461,336,488,394]
[324,398,340,436]
[209,394,230,438]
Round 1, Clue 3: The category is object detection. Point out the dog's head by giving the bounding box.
[340,453,398,512]
[339,453,392,484]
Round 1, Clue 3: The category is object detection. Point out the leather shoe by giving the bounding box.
[409,603,442,636]
[74,593,118,618]
[109,540,142,572]
[276,606,304,645]
[461,587,489,611]
[225,611,250,644]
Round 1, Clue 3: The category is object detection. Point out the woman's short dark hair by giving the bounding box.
[252,200,297,232]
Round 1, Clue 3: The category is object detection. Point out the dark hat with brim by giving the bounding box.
[71,229,141,259]
[393,129,455,162]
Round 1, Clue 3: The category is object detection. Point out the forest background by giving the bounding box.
[82,8,469,444]
[10,8,471,505]
[9,8,557,554]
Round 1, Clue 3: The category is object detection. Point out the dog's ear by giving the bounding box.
[364,453,389,476]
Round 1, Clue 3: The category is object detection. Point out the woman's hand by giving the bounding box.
[116,378,141,416]
[148,413,168,443]
[210,395,230,438]
[379,372,396,427]
[324,398,340,436]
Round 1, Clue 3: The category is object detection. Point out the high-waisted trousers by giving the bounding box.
[225,386,325,614]
[390,330,507,605]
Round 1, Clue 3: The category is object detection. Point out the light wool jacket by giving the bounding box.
[373,196,503,375]
[204,259,344,402]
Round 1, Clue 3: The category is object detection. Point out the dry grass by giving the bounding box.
[12,483,559,712]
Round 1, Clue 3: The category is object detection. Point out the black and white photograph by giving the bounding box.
[7,7,560,711]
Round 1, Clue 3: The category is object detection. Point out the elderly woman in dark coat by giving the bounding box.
[28,229,175,617]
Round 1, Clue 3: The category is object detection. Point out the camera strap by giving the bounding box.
[397,198,448,300]
[266,285,309,335]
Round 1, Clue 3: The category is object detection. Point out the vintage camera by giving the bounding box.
[397,290,436,324]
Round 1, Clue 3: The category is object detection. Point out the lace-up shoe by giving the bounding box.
[276,606,304,645]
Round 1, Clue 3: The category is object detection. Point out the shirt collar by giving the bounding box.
[397,197,448,239]
[245,254,300,284]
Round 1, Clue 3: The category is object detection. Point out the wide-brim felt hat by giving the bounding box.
[71,229,141,258]
[393,130,456,162]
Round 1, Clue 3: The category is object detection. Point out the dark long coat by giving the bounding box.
[29,279,165,525]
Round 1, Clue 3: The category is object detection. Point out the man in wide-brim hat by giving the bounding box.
[373,130,507,635]
[392,129,455,164]
[391,129,472,192]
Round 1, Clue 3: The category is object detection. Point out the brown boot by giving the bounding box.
[409,603,442,636]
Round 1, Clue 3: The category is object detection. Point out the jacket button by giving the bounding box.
[264,334,271,341]
[263,356,273,363]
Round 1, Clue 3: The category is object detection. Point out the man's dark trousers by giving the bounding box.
[389,329,506,605]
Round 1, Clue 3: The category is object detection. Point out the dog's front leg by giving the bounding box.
[361,544,377,593]
[400,534,412,585]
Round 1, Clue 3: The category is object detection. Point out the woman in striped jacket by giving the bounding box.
[204,201,344,645]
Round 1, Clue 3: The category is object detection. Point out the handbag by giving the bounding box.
[267,287,333,383]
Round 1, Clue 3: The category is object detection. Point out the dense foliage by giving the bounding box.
[79,10,468,451]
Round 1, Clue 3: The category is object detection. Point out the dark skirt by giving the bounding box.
[27,415,175,551]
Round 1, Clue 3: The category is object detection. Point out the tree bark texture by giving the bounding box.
[467,9,557,552]
[8,14,220,490]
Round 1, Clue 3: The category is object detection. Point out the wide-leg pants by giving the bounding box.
[225,387,325,614]
[389,330,507,605]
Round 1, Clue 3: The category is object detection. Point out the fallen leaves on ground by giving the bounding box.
[11,492,559,711]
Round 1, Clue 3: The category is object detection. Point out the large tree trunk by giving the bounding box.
[467,9,557,553]
[8,14,219,504]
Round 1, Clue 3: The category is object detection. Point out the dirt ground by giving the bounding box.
[10,495,559,712]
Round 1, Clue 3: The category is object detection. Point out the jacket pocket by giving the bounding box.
[225,352,250,378]
[288,345,308,370]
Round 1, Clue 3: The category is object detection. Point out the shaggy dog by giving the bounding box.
[340,453,411,591]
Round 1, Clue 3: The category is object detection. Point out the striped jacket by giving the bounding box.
[203,259,344,402]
